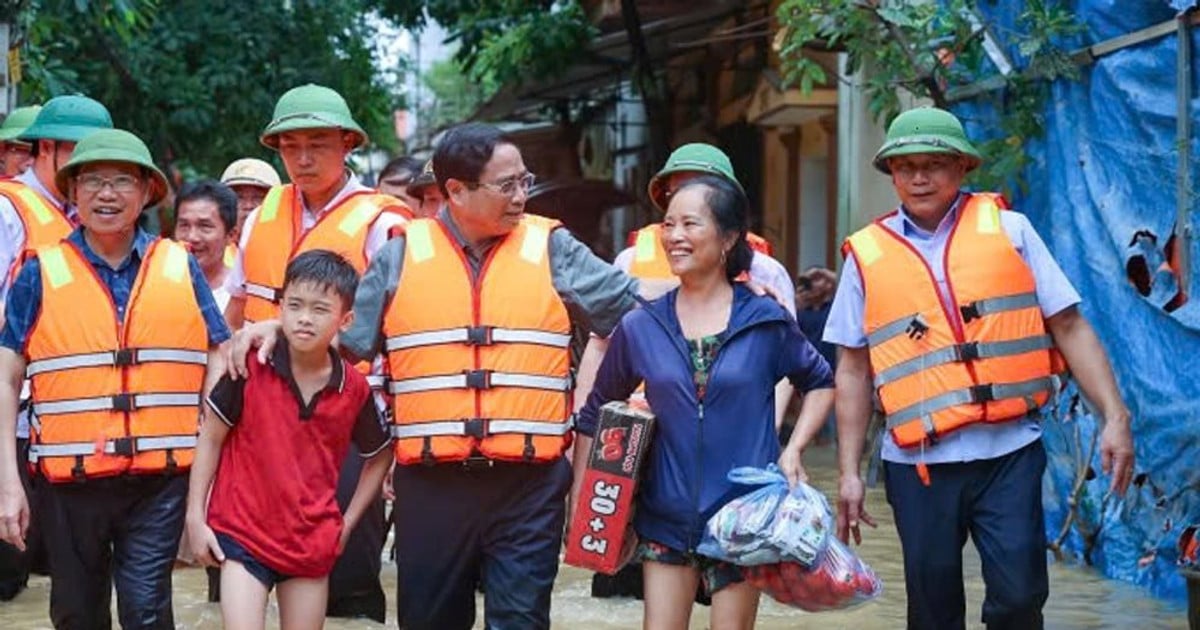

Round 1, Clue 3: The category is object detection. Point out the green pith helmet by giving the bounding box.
[872,107,982,174]
[0,106,43,143]
[18,95,113,143]
[260,84,368,150]
[55,129,168,206]
[647,143,743,211]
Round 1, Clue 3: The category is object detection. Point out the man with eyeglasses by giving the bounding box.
[817,106,1134,630]
[0,106,41,179]
[0,95,112,601]
[221,83,410,622]
[227,122,644,629]
[0,128,230,628]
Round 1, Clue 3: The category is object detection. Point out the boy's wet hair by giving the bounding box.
[282,250,359,311]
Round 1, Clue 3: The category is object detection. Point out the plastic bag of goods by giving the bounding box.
[698,465,882,611]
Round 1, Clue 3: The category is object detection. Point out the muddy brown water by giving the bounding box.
[0,445,1188,629]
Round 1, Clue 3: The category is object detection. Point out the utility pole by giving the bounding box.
[0,22,13,114]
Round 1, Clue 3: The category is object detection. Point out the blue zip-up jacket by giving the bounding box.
[578,284,833,553]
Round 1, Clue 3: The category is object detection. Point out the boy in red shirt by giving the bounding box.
[185,250,392,629]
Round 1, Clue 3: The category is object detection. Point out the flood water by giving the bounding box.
[0,445,1189,629]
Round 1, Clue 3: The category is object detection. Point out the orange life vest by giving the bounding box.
[627,223,773,279]
[0,180,72,283]
[844,192,1063,449]
[382,215,574,465]
[747,232,773,256]
[241,184,411,323]
[25,239,208,482]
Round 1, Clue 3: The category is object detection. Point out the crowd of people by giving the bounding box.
[0,83,1137,630]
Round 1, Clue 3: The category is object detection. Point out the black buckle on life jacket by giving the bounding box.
[956,341,981,362]
[71,456,86,483]
[522,434,536,462]
[113,348,136,367]
[164,449,178,475]
[462,455,495,471]
[420,437,436,466]
[463,418,487,439]
[464,369,491,390]
[111,394,134,413]
[960,302,981,324]
[905,314,929,340]
[466,326,493,346]
[969,384,995,403]
[111,437,136,457]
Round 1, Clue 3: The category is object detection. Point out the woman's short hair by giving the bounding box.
[673,174,752,281]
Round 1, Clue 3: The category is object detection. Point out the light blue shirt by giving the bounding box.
[823,193,1081,464]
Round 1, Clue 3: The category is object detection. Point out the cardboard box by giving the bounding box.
[564,400,655,574]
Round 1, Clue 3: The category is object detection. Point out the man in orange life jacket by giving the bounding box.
[221,83,409,622]
[0,128,231,628]
[228,122,643,629]
[218,157,281,268]
[817,107,1135,630]
[0,95,113,601]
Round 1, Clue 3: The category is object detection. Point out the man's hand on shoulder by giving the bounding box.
[225,320,282,379]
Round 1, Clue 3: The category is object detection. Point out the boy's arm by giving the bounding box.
[185,375,242,566]
[340,448,392,553]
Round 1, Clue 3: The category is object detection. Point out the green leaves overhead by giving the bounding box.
[381,0,595,88]
[17,0,404,177]
[775,0,1084,194]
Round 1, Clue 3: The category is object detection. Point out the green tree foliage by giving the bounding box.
[15,0,403,177]
[419,57,498,136]
[776,0,1083,193]
[377,0,594,88]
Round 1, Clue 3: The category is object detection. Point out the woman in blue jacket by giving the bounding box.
[574,174,835,629]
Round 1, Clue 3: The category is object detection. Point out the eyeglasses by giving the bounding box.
[889,157,960,180]
[76,173,141,194]
[469,172,535,197]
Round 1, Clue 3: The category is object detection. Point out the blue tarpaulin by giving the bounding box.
[954,0,1199,601]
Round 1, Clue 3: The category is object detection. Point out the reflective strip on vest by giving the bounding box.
[32,392,200,416]
[960,291,1039,321]
[15,187,56,226]
[390,417,574,439]
[387,372,571,395]
[384,327,571,351]
[884,375,1059,430]
[244,282,280,303]
[28,435,197,461]
[873,335,1055,388]
[866,314,923,347]
[867,292,1040,347]
[26,348,208,377]
[365,375,385,390]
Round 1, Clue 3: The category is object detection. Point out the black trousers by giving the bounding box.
[392,458,571,630]
[37,474,188,630]
[885,440,1049,630]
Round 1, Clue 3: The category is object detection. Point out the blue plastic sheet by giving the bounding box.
[952,0,1200,601]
